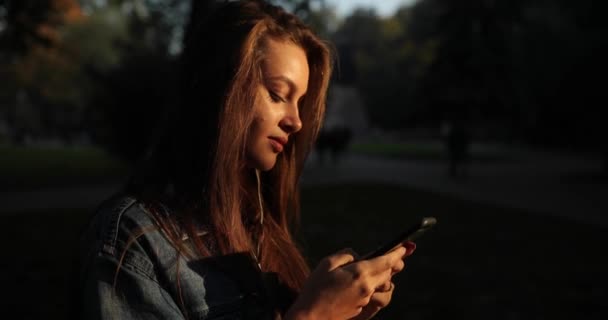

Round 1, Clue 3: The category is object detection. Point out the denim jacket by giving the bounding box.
[79,194,291,319]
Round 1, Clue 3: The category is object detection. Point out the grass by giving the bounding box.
[0,145,128,191]
[3,184,607,319]
[349,142,509,163]
[0,142,510,192]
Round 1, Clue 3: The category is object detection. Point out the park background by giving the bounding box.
[1,0,607,319]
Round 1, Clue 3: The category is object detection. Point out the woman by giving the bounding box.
[79,1,415,319]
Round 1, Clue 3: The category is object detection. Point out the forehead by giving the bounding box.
[260,38,309,92]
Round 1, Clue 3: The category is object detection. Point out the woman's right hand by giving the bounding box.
[285,246,407,320]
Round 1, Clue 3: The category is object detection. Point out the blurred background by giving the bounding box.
[1,0,607,319]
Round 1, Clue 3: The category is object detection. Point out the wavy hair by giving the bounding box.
[127,0,333,298]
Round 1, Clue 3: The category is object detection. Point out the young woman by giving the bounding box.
[79,1,415,319]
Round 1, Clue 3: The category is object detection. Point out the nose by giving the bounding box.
[279,104,303,134]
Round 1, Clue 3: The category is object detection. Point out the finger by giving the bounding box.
[391,258,405,274]
[376,280,392,292]
[351,306,364,319]
[322,248,358,271]
[386,243,405,254]
[369,267,394,291]
[368,286,394,308]
[385,246,407,262]
[343,248,362,260]
[391,260,405,276]
[366,246,406,275]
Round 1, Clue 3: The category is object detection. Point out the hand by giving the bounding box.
[285,246,408,320]
[348,281,395,320]
[350,241,417,320]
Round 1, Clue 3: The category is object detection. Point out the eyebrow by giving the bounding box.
[265,75,296,91]
[265,75,307,98]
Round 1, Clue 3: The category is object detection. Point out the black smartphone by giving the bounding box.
[362,217,437,260]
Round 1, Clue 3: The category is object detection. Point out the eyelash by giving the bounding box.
[268,90,285,103]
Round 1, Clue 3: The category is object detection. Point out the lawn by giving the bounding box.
[3,184,607,319]
[0,145,128,191]
[349,142,509,163]
[0,142,510,192]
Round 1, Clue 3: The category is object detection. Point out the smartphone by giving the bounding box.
[362,217,437,260]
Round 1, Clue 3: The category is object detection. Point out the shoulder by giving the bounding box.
[79,194,276,319]
[85,194,152,249]
[80,193,174,280]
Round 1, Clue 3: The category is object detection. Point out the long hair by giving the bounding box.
[127,0,332,294]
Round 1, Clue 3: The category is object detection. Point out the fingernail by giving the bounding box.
[404,241,416,257]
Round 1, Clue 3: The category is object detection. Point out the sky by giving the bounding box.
[324,0,417,17]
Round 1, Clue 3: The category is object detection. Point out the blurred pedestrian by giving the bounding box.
[78,1,416,319]
[315,126,352,165]
[442,117,470,178]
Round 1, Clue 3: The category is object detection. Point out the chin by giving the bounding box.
[252,156,277,172]
[260,160,277,171]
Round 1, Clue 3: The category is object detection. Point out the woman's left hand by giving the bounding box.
[348,280,395,320]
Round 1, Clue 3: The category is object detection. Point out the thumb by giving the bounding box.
[321,248,359,271]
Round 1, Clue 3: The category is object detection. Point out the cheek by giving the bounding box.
[249,94,281,143]
[250,115,266,138]
[251,102,275,136]
[247,116,268,152]
[251,99,267,130]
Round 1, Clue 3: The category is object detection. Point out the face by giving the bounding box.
[246,37,309,171]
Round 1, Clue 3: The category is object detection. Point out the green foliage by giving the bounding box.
[2,0,185,161]
[3,2,133,141]
[412,0,606,148]
[13,6,128,108]
[333,7,439,129]
[270,0,337,37]
[322,0,606,152]
[61,7,129,72]
[3,0,603,154]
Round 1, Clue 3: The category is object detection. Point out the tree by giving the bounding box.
[82,0,189,162]
[0,0,86,142]
[332,6,439,129]
[0,0,186,151]
[413,0,607,153]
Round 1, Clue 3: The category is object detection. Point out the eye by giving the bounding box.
[268,90,286,103]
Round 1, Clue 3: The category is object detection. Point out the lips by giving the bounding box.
[269,136,287,152]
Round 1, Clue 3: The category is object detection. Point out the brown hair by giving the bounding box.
[127,0,332,298]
